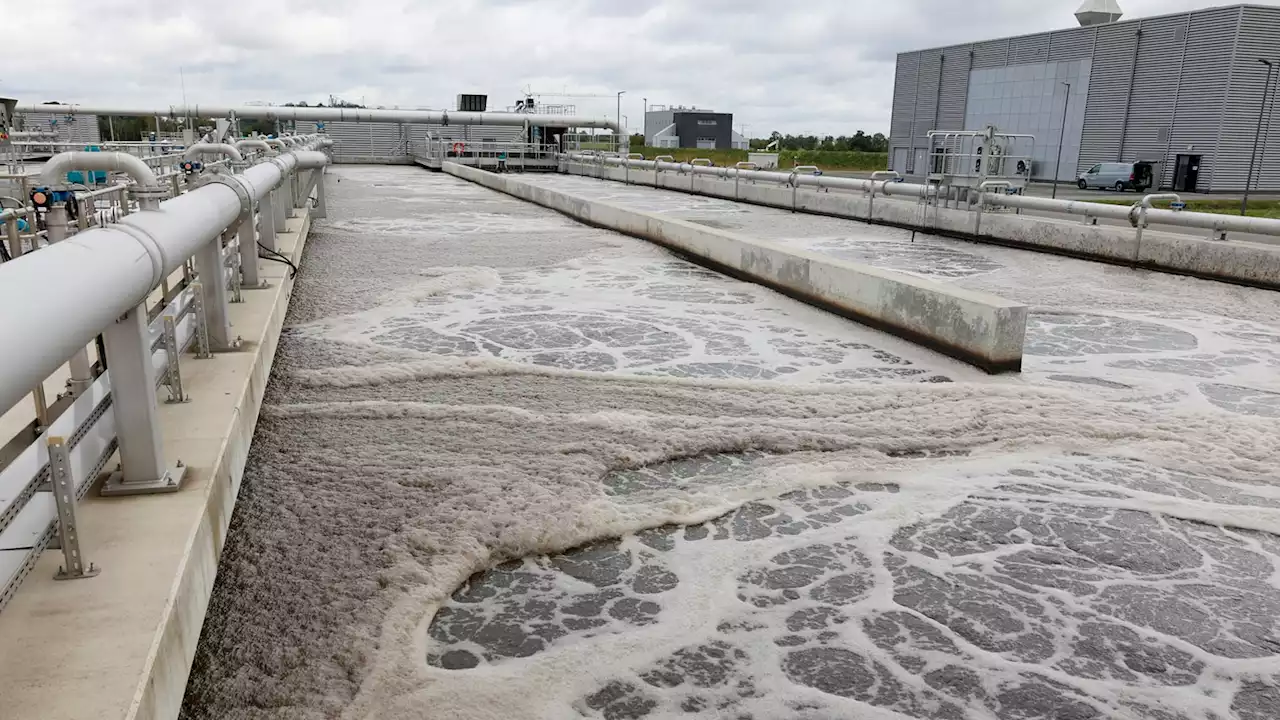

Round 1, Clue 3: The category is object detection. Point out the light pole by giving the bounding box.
[642,97,647,143]
[1051,81,1071,199]
[1243,59,1275,215]
[616,90,626,150]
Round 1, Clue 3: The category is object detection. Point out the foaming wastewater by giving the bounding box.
[521,174,1280,419]
[181,166,1280,720]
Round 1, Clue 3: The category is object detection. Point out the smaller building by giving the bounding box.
[643,106,748,150]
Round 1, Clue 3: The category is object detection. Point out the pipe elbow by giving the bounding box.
[184,143,245,162]
[234,139,273,154]
[39,151,160,189]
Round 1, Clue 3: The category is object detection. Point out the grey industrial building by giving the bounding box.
[643,106,749,150]
[889,2,1280,192]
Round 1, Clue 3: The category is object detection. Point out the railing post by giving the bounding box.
[238,207,263,288]
[49,436,100,580]
[313,169,327,219]
[5,215,21,258]
[259,191,277,253]
[194,233,236,351]
[273,187,288,232]
[161,315,187,402]
[100,303,186,496]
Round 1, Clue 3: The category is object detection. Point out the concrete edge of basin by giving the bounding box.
[561,160,1280,291]
[444,162,1027,373]
[127,209,314,720]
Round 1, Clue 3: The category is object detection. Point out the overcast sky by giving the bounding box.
[5,0,1276,137]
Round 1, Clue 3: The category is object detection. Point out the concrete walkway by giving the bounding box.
[0,205,316,720]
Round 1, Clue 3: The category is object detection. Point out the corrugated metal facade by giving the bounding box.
[1216,5,1280,191]
[1174,6,1241,190]
[1118,15,1185,182]
[936,48,972,132]
[890,52,919,171]
[888,4,1280,191]
[1074,20,1137,175]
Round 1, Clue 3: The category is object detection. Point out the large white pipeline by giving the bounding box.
[19,103,626,140]
[0,147,329,411]
[581,154,1280,238]
[39,151,160,188]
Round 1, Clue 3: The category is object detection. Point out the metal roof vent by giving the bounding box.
[1075,0,1123,26]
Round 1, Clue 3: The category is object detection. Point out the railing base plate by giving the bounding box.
[100,463,187,497]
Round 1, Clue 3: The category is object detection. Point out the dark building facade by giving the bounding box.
[644,107,744,150]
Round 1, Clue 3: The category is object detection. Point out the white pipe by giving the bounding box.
[975,192,1135,222]
[39,151,159,188]
[265,138,287,151]
[576,154,1280,238]
[0,147,328,412]
[19,102,625,138]
[579,154,925,199]
[184,143,244,162]
[235,139,273,154]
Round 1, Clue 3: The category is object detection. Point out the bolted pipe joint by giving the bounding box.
[130,186,167,212]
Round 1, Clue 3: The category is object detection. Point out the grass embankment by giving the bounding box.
[612,146,888,172]
[1094,197,1280,220]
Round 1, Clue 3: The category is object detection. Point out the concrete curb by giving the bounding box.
[0,182,319,720]
[445,162,1027,373]
[564,160,1280,290]
[129,209,313,720]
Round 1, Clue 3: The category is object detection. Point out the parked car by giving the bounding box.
[1077,161,1155,192]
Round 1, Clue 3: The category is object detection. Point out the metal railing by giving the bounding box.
[0,136,332,613]
[568,153,1280,243]
[410,139,559,170]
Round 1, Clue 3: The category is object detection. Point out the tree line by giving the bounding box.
[751,131,887,152]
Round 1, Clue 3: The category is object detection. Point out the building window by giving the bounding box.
[697,119,718,126]
[698,137,716,142]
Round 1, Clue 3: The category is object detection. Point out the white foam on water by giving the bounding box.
[185,166,1280,720]
[290,241,974,385]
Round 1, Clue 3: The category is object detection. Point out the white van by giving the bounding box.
[1077,161,1155,192]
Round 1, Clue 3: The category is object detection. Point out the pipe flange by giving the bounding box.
[203,173,255,217]
[130,186,167,205]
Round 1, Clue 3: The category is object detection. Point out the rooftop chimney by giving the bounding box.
[1075,0,1123,26]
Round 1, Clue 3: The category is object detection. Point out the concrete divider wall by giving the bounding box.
[446,162,1027,372]
[564,160,1280,289]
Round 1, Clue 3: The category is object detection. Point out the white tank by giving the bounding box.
[1075,0,1123,26]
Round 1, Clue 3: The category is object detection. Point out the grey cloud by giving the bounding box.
[4,0,1277,136]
